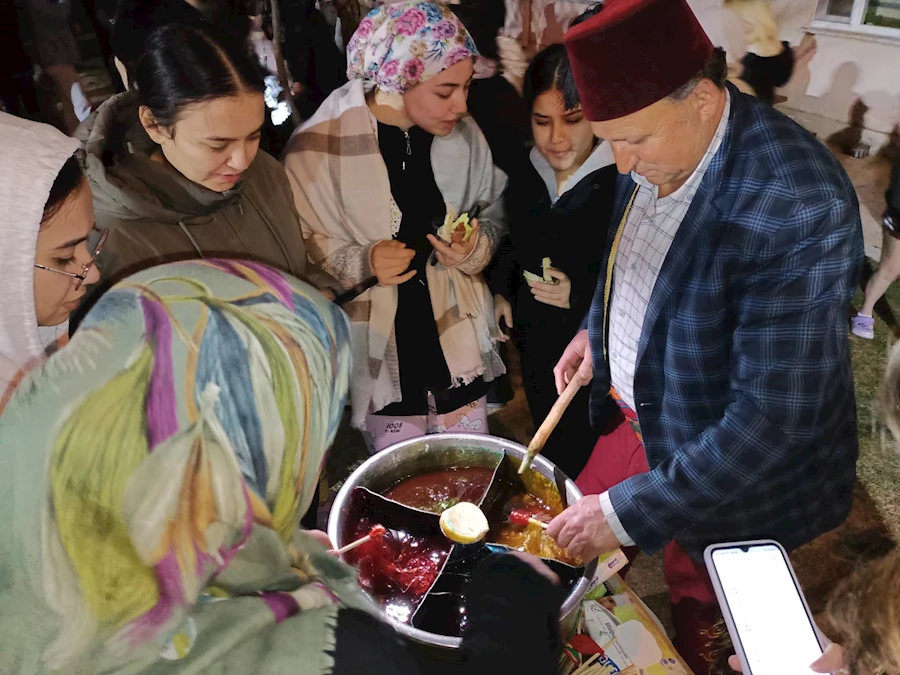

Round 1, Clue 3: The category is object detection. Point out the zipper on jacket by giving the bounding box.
[403,131,411,171]
[223,189,245,216]
[178,220,204,258]
[243,192,294,270]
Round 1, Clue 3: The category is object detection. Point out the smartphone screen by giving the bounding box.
[711,544,822,675]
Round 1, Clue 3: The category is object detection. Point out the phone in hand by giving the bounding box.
[704,540,826,675]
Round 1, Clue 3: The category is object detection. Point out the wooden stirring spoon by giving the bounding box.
[518,371,588,474]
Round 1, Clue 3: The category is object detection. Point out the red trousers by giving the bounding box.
[575,419,717,606]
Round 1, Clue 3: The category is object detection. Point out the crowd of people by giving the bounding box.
[1,0,899,674]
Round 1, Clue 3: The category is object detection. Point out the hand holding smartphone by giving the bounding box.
[705,540,827,675]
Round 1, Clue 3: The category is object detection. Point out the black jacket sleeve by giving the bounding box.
[331,555,565,675]
[460,554,566,674]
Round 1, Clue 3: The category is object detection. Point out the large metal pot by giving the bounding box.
[327,433,597,650]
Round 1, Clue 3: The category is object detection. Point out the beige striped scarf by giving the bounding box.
[284,80,507,429]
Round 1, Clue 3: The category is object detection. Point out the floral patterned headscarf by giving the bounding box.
[347,0,478,94]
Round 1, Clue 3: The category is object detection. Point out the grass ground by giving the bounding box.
[847,284,900,540]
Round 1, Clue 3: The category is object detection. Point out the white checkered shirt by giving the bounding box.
[608,91,732,412]
[600,92,732,547]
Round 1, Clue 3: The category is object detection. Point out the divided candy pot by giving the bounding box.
[327,433,598,650]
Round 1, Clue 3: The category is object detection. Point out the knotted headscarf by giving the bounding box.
[347,0,478,94]
[0,260,372,675]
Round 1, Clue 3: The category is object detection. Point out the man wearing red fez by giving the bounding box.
[545,0,862,671]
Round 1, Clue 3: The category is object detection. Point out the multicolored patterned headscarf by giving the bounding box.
[347,0,478,94]
[0,261,371,675]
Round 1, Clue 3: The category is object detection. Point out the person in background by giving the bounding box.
[0,258,566,675]
[824,551,900,674]
[446,0,532,178]
[333,0,363,51]
[851,159,900,339]
[373,0,528,417]
[23,0,92,133]
[109,0,298,155]
[76,0,126,93]
[0,112,101,401]
[489,43,616,478]
[496,0,596,94]
[545,1,862,672]
[109,0,206,90]
[284,1,507,452]
[0,0,41,118]
[241,0,348,154]
[275,0,348,120]
[77,21,336,317]
[723,0,816,105]
[446,0,530,412]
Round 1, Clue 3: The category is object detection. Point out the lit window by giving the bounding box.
[817,0,854,21]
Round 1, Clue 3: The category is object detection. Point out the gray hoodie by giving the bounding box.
[0,112,80,395]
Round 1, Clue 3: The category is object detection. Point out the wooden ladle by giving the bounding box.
[518,371,588,474]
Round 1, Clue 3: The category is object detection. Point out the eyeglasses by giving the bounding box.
[34,229,108,291]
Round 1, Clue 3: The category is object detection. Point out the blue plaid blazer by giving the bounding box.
[589,87,863,557]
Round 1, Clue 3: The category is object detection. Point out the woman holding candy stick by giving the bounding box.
[488,38,618,478]
[284,1,508,452]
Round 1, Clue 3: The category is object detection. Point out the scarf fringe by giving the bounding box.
[321,608,339,675]
[448,344,506,389]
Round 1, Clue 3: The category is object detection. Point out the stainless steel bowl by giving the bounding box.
[327,433,596,650]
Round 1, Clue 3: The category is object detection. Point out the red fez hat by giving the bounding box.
[564,0,714,122]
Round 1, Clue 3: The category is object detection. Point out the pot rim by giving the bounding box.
[326,433,598,649]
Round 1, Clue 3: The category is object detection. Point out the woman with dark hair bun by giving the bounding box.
[77,21,335,307]
[488,41,618,478]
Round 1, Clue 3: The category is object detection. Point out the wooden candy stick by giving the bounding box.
[331,525,386,556]
[508,509,548,529]
[571,654,601,675]
[518,371,588,474]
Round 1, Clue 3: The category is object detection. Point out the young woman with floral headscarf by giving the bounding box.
[284,1,507,452]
